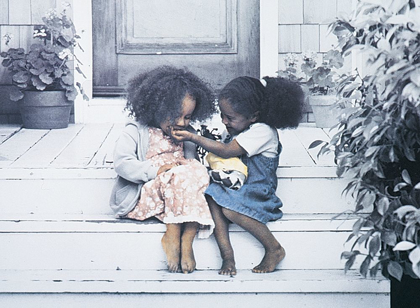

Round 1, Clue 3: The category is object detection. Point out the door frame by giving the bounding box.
[73,0,278,123]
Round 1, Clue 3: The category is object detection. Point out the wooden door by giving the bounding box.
[92,0,260,96]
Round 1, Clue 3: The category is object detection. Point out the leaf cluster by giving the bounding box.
[0,6,87,101]
[278,50,345,95]
[312,0,420,281]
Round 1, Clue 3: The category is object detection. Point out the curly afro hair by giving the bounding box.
[125,66,216,127]
[218,76,304,129]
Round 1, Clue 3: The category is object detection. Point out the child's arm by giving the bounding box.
[182,125,200,160]
[113,125,159,184]
[170,127,246,159]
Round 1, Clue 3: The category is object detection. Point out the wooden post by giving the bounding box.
[73,0,93,123]
[260,0,279,78]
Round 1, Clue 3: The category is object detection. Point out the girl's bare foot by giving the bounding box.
[161,225,181,272]
[219,258,236,276]
[252,246,285,273]
[180,241,196,273]
[180,222,199,273]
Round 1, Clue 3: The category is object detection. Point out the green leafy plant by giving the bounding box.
[0,4,87,101]
[278,50,345,95]
[311,0,420,281]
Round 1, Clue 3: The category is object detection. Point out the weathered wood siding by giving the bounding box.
[278,0,352,59]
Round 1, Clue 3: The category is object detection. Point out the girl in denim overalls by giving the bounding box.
[171,76,304,275]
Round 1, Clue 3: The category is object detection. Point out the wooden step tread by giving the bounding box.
[0,213,356,233]
[0,166,339,179]
[0,269,389,294]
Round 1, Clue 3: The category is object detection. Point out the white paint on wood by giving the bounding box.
[292,125,335,166]
[0,290,390,308]
[88,124,124,166]
[0,176,351,215]
[0,168,115,179]
[0,215,356,233]
[73,0,93,123]
[260,0,279,77]
[0,125,20,145]
[0,231,361,270]
[0,179,115,215]
[278,0,304,24]
[51,124,113,167]
[278,129,316,166]
[11,125,84,168]
[0,269,388,294]
[0,129,48,167]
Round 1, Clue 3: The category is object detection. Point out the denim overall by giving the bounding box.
[205,142,283,223]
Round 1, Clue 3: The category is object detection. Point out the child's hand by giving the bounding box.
[169,127,193,142]
[157,163,179,175]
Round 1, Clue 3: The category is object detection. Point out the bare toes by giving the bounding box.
[181,241,196,274]
[219,260,236,276]
[252,246,286,274]
[161,234,181,273]
[168,262,180,273]
[181,255,196,273]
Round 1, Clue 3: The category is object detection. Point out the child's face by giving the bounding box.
[160,94,196,135]
[218,99,257,136]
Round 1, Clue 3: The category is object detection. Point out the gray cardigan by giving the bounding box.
[109,121,198,217]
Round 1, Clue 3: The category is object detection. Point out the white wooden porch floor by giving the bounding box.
[0,123,336,176]
[0,123,390,307]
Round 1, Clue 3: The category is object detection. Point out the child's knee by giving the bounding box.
[221,207,235,220]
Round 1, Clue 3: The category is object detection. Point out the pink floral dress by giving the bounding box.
[126,127,214,238]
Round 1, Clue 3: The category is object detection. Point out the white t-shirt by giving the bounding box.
[224,123,279,158]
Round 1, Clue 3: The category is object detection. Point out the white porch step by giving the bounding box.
[0,214,356,271]
[0,269,389,308]
[0,167,352,216]
[0,124,390,306]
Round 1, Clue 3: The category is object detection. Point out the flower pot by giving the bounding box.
[308,95,340,128]
[18,91,72,129]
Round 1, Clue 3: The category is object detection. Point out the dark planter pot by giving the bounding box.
[391,274,420,308]
[18,91,72,129]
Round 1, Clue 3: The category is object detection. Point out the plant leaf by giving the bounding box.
[39,72,53,84]
[352,218,364,236]
[360,255,372,278]
[9,87,24,102]
[308,140,325,149]
[344,254,357,273]
[31,76,47,91]
[369,235,381,256]
[393,241,416,251]
[402,169,412,185]
[408,247,420,278]
[377,197,390,216]
[382,230,397,246]
[370,261,381,277]
[387,261,403,281]
[394,205,417,219]
[12,71,30,83]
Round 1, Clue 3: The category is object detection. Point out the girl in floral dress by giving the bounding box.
[110,66,216,273]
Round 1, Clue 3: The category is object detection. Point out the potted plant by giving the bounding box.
[0,3,87,129]
[278,50,345,127]
[311,0,420,306]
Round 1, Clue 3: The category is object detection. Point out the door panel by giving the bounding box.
[93,0,259,95]
[117,0,237,54]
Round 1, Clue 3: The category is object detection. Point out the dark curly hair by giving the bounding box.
[125,66,216,127]
[218,76,304,129]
